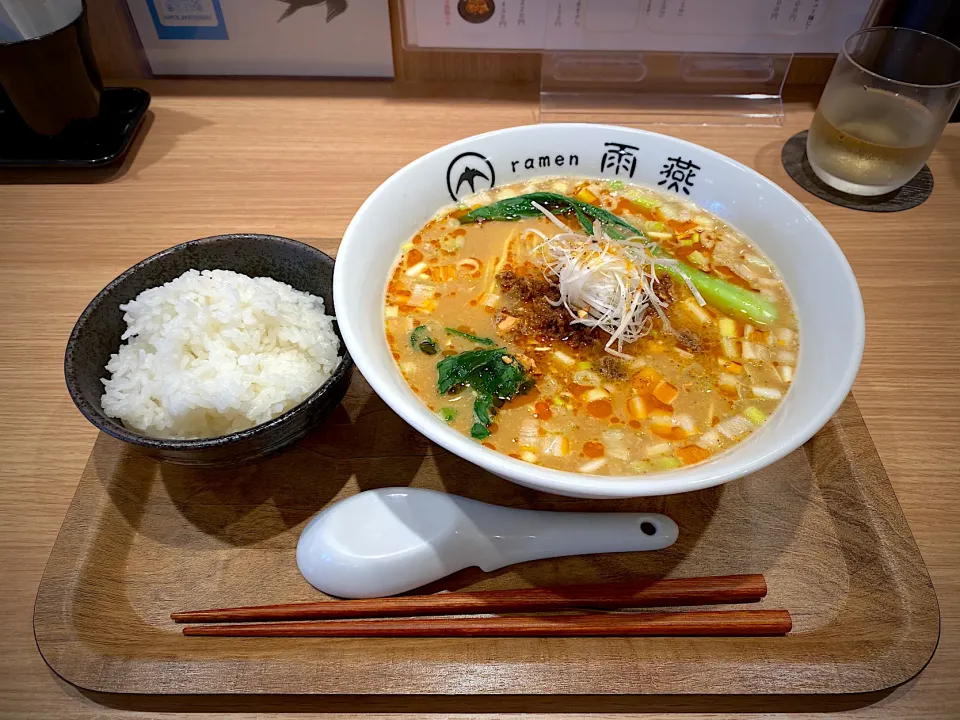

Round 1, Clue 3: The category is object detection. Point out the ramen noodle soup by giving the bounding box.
[384,178,798,475]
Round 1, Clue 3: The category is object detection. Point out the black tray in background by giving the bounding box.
[0,87,150,168]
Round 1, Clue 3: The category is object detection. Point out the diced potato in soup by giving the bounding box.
[384,178,799,476]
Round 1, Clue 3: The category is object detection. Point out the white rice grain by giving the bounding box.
[100,269,340,439]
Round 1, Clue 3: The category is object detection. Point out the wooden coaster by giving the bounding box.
[781,131,933,212]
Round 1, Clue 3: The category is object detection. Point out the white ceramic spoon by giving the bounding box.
[297,487,679,598]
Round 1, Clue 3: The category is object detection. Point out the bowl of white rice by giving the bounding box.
[65,234,353,466]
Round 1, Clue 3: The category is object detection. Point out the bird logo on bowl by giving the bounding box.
[446,151,496,201]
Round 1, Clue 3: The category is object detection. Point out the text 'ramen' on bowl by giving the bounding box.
[385,178,798,475]
[101,269,341,439]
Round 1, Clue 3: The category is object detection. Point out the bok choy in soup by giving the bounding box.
[384,178,798,476]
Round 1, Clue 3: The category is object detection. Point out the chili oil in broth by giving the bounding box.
[384,178,799,476]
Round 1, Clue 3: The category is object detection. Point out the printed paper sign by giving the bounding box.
[408,0,549,50]
[406,0,876,54]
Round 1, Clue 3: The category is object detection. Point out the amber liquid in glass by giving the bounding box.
[806,87,938,195]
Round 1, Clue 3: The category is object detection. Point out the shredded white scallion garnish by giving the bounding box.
[677,268,707,307]
[536,223,672,356]
[529,200,571,232]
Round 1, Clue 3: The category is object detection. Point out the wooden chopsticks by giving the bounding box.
[172,573,767,623]
[182,610,792,637]
[174,574,791,637]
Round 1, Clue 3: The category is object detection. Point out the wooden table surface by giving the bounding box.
[1,80,957,719]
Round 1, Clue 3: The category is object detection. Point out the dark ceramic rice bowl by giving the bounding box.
[64,234,353,467]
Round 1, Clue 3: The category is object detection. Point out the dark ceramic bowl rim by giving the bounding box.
[64,233,353,451]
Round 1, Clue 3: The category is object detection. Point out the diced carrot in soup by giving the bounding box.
[653,381,679,406]
[385,176,797,475]
[677,445,711,465]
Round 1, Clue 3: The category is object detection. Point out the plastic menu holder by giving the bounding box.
[399,0,882,126]
[539,51,793,126]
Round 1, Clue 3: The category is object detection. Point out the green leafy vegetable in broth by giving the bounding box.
[470,422,491,440]
[436,348,534,440]
[445,327,495,346]
[437,348,533,397]
[410,325,439,355]
[386,175,800,475]
[463,192,777,326]
[463,192,638,239]
[663,263,778,326]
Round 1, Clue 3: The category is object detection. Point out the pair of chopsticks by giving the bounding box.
[173,574,791,637]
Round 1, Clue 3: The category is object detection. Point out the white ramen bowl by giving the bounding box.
[335,124,864,499]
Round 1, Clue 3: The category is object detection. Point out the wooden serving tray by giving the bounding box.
[35,377,939,695]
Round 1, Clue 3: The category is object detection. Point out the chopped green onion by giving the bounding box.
[652,456,683,470]
[445,327,495,346]
[688,250,709,269]
[608,180,625,190]
[743,406,768,426]
[439,407,457,422]
[628,192,660,209]
[576,361,594,370]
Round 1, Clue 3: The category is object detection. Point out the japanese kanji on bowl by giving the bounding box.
[333,123,865,499]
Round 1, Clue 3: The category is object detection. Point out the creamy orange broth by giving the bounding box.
[384,178,798,476]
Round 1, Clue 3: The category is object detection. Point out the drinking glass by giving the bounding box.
[806,26,960,196]
[0,0,101,136]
